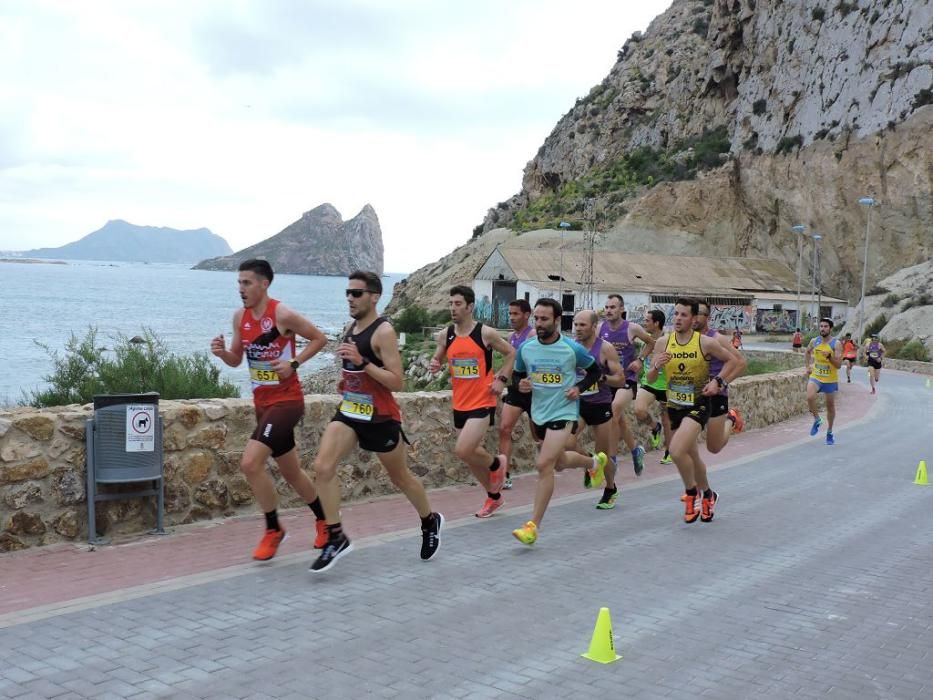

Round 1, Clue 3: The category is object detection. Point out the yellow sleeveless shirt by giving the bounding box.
[665,331,709,407]
[809,337,839,383]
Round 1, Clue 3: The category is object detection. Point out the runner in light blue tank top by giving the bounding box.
[515,335,593,425]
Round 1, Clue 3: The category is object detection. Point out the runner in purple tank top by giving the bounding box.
[599,294,655,477]
[570,310,625,509]
[498,299,535,488]
[694,301,747,454]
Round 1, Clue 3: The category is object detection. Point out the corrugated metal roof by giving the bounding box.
[756,291,848,304]
[490,247,804,296]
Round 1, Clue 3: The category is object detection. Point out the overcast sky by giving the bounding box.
[0,0,671,272]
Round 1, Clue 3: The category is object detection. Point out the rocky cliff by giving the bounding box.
[194,204,384,276]
[390,0,932,313]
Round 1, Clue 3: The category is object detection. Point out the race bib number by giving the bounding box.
[668,382,695,406]
[248,361,280,386]
[339,391,374,422]
[869,352,879,359]
[531,363,563,387]
[814,364,831,377]
[451,358,480,379]
[581,381,600,397]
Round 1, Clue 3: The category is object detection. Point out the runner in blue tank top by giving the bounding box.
[498,299,535,489]
[695,301,747,455]
[599,294,655,477]
[570,310,625,510]
[510,299,607,546]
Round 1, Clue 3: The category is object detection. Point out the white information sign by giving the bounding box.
[126,404,155,452]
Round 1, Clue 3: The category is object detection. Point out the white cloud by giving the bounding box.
[0,0,672,271]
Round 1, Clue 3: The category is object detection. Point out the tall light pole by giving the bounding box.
[857,197,876,342]
[811,233,822,324]
[792,224,806,329]
[558,221,571,302]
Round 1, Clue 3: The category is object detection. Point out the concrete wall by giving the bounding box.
[1,363,814,552]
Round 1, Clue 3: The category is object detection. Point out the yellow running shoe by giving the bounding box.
[587,452,608,489]
[512,520,538,545]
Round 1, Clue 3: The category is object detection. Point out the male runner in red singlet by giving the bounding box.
[497,299,534,490]
[210,259,328,561]
[841,333,859,383]
[309,271,443,573]
[430,285,515,518]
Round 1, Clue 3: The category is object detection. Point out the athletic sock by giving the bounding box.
[703,489,713,499]
[264,510,280,531]
[489,456,500,471]
[326,523,344,540]
[487,491,501,501]
[686,487,698,497]
[308,498,325,520]
[420,513,435,528]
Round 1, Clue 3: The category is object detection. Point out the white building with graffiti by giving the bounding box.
[472,246,848,333]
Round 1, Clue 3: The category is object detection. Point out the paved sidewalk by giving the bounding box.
[5,370,930,700]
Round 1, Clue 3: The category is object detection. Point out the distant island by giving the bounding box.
[19,220,233,264]
[193,203,384,276]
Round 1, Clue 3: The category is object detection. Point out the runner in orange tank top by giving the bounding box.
[429,285,516,518]
[841,332,859,383]
[210,259,328,561]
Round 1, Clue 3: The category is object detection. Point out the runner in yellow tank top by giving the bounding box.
[805,317,843,444]
[647,298,742,524]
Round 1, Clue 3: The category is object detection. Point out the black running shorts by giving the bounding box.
[252,401,305,458]
[579,401,613,427]
[868,359,882,370]
[331,412,408,453]
[640,384,667,404]
[531,419,579,442]
[502,389,531,414]
[708,393,729,418]
[453,406,496,430]
[667,401,710,430]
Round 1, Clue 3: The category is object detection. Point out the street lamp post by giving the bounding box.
[811,233,822,324]
[792,224,806,329]
[857,197,876,342]
[558,221,571,301]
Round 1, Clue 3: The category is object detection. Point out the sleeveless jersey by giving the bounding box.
[664,331,709,408]
[792,331,802,346]
[509,326,533,350]
[240,298,303,407]
[446,323,496,411]
[640,336,668,390]
[338,317,401,424]
[706,328,728,396]
[599,319,637,381]
[843,339,858,359]
[515,335,594,425]
[867,341,883,361]
[809,337,839,383]
[578,337,612,405]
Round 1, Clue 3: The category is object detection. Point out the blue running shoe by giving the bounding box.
[826,431,834,445]
[809,416,823,436]
[632,445,645,476]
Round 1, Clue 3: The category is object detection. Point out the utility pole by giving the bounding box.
[581,199,598,310]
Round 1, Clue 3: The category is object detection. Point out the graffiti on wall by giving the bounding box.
[756,309,798,332]
[627,303,755,332]
[475,297,510,327]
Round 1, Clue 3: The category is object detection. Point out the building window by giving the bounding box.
[773,304,782,312]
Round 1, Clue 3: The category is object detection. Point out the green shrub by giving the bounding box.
[863,314,887,338]
[902,293,933,311]
[812,8,826,21]
[883,338,931,362]
[394,306,434,334]
[776,134,803,154]
[881,294,902,308]
[866,284,891,296]
[24,327,239,408]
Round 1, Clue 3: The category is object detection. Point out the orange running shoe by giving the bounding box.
[253,528,286,561]
[489,454,507,494]
[701,491,719,522]
[682,492,699,524]
[728,408,745,433]
[313,520,328,549]
[475,497,504,518]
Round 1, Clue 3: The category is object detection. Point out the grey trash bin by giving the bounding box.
[86,392,165,544]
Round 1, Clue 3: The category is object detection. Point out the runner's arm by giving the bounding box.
[428,328,447,373]
[805,339,815,373]
[828,339,843,369]
[716,331,747,378]
[629,323,655,372]
[365,322,405,392]
[211,309,244,367]
[646,334,668,383]
[483,325,516,393]
[601,342,626,388]
[277,303,327,364]
[701,334,742,395]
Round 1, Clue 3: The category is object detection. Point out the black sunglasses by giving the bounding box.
[346,289,376,298]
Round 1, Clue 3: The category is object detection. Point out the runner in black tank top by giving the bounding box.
[497,299,534,490]
[309,271,444,574]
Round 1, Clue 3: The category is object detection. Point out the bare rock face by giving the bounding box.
[423,0,933,309]
[194,203,384,276]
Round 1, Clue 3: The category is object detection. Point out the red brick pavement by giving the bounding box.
[0,382,875,617]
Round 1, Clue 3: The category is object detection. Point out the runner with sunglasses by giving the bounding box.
[310,271,443,573]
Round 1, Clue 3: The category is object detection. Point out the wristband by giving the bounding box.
[289,359,300,370]
[496,375,509,383]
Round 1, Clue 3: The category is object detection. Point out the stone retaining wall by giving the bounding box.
[0,368,812,552]
[881,358,933,375]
